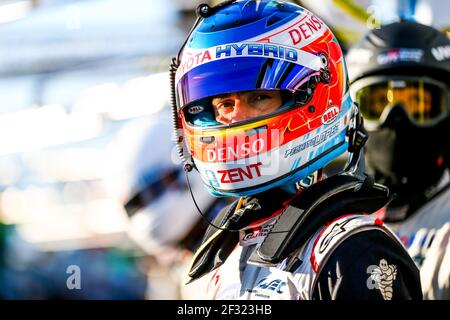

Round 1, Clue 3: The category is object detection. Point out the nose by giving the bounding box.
[229,96,253,123]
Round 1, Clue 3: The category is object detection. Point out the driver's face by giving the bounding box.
[212,90,282,125]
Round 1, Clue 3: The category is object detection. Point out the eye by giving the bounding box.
[214,100,234,110]
[251,94,272,103]
[255,94,270,101]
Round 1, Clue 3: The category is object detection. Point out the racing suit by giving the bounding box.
[384,170,450,300]
[186,187,422,300]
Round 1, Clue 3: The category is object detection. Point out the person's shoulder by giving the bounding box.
[309,214,394,270]
[316,214,416,272]
[327,227,416,267]
[312,226,422,300]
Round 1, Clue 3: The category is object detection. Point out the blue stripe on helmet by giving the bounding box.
[190,1,302,49]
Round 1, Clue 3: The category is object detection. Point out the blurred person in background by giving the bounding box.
[106,108,228,299]
[0,0,190,300]
[347,21,450,299]
[171,0,422,300]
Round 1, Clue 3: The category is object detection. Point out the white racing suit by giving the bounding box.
[186,213,422,300]
[386,172,450,300]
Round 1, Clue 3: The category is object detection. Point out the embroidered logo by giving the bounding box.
[242,224,272,242]
[318,217,357,253]
[366,259,398,300]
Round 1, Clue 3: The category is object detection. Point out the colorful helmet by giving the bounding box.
[173,0,355,197]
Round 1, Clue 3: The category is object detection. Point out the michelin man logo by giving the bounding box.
[366,259,398,300]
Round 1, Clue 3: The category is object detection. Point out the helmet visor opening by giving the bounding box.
[182,89,294,128]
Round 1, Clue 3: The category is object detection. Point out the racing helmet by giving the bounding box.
[106,109,223,254]
[346,21,450,193]
[172,0,357,197]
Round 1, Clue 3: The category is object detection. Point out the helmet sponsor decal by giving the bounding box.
[252,11,327,49]
[176,42,321,82]
[206,138,265,162]
[216,162,263,184]
[321,106,339,125]
[198,129,345,191]
[377,49,424,64]
[431,45,450,61]
[284,123,339,158]
[187,105,204,114]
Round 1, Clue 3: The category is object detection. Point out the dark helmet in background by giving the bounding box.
[346,21,450,216]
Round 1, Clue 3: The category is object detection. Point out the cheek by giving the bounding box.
[268,98,282,113]
[216,111,232,124]
[216,108,231,118]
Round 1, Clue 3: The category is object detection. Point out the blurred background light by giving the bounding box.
[0,0,32,24]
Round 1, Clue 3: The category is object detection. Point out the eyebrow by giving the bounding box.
[213,91,275,102]
[212,94,232,101]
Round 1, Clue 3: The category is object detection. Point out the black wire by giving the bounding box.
[184,166,242,232]
[183,165,300,235]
